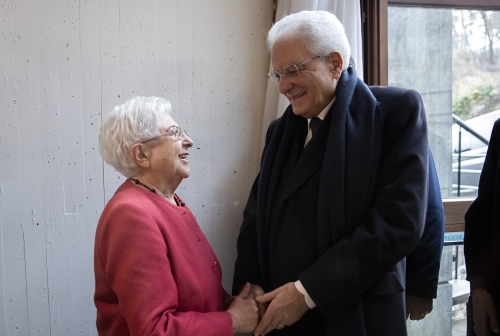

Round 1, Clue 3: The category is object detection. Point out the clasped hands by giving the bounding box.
[227,282,309,335]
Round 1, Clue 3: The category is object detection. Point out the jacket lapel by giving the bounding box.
[278,110,332,207]
[258,113,306,237]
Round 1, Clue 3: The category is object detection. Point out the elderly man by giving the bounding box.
[232,11,429,336]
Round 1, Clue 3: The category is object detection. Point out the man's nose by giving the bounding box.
[278,75,293,95]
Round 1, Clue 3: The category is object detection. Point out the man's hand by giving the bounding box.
[406,294,433,321]
[253,282,309,336]
[472,289,500,336]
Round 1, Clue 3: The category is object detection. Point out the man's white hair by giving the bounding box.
[267,10,351,71]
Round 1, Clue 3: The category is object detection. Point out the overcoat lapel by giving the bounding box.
[258,113,306,239]
[255,111,305,288]
[278,110,332,207]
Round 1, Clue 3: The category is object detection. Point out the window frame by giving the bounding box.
[362,0,500,86]
[362,0,500,232]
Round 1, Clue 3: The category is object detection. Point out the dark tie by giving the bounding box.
[310,117,322,137]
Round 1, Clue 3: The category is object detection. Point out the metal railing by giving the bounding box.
[452,114,489,197]
[448,115,489,285]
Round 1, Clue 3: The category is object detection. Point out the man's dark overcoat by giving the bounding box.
[233,67,429,335]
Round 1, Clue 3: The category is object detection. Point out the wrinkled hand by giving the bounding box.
[224,296,235,310]
[253,282,309,336]
[246,284,267,319]
[472,289,500,336]
[227,282,260,334]
[406,294,433,321]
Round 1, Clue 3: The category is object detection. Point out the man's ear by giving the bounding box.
[129,143,151,169]
[328,51,343,79]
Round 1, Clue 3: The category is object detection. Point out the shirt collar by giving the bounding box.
[308,96,335,123]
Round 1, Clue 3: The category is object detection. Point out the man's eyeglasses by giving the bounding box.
[268,56,322,84]
[141,126,188,143]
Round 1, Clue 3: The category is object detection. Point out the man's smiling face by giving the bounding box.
[271,38,341,119]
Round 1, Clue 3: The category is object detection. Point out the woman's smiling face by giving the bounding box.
[146,115,193,186]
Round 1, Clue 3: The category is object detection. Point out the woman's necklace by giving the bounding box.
[129,177,180,206]
[129,177,156,194]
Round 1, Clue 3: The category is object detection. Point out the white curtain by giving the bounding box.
[259,0,362,150]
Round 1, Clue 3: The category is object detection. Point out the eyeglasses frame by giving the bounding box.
[268,55,323,84]
[139,125,188,144]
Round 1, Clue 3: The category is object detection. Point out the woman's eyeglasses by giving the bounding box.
[140,126,188,143]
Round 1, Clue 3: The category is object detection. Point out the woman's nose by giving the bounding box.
[182,134,194,148]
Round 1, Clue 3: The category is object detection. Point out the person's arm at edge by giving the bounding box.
[464,118,500,335]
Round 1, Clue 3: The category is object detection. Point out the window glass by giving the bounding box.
[388,7,500,198]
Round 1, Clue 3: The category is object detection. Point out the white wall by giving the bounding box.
[0,0,273,334]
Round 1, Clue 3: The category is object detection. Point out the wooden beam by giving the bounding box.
[443,198,474,232]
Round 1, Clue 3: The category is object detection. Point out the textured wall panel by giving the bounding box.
[0,0,272,334]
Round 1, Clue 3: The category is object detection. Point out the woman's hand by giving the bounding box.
[247,284,268,319]
[227,283,260,334]
[472,288,500,336]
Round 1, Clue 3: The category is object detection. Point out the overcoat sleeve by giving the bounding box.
[232,119,279,294]
[406,150,445,298]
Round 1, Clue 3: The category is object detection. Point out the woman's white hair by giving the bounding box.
[99,96,172,177]
[267,10,351,71]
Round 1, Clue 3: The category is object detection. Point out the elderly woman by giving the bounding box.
[94,96,258,336]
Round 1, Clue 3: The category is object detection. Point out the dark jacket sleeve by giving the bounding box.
[232,119,278,295]
[464,118,500,293]
[406,150,445,298]
[232,175,261,295]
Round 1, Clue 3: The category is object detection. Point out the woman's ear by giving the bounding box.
[328,51,343,79]
[129,143,151,169]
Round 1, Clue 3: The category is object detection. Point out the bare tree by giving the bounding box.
[460,11,475,66]
[480,11,495,65]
